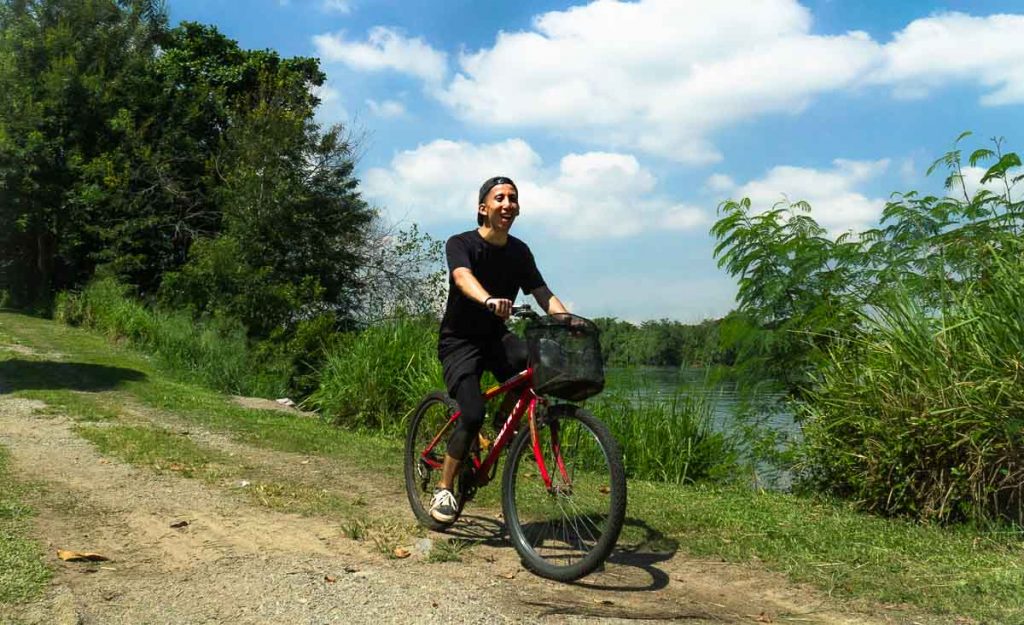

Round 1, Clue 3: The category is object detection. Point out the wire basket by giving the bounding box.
[525,313,604,401]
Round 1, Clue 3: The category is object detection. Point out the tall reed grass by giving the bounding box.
[799,248,1024,524]
[591,388,737,483]
[307,316,444,434]
[55,279,288,396]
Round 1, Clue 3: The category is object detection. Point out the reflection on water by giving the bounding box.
[604,367,795,432]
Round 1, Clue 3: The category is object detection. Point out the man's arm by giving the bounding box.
[452,267,513,318]
[531,285,568,315]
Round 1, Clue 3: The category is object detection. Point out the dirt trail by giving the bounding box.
[0,390,923,625]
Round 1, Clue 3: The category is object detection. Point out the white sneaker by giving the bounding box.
[429,488,458,523]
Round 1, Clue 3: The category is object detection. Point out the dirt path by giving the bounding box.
[0,390,917,625]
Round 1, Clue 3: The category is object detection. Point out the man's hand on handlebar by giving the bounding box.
[485,297,514,319]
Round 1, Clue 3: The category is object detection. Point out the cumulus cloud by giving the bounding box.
[313,27,447,84]
[870,12,1024,106]
[438,0,880,163]
[958,165,1017,201]
[722,159,891,235]
[362,139,708,238]
[366,99,406,118]
[321,0,352,13]
[421,2,1024,163]
[705,174,736,194]
[311,83,347,122]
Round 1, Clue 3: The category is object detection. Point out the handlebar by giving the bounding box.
[511,304,540,320]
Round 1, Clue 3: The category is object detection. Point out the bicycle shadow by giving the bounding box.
[444,514,676,592]
[0,359,147,394]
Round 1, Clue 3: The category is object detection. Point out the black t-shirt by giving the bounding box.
[439,230,546,339]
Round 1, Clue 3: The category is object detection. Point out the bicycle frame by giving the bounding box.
[419,367,570,492]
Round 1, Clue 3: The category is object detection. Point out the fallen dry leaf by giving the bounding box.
[57,549,109,562]
[599,485,611,494]
[168,463,185,472]
[393,547,411,559]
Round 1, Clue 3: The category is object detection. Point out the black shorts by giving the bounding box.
[438,333,528,396]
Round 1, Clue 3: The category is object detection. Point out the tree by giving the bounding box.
[0,0,166,306]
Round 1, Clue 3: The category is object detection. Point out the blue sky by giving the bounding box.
[166,0,1023,322]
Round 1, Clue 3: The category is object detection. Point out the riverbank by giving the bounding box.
[2,310,1022,622]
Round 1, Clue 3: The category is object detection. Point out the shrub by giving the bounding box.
[590,385,737,484]
[55,279,287,396]
[798,246,1024,524]
[308,316,443,434]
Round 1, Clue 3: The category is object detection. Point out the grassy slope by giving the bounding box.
[1,311,1022,623]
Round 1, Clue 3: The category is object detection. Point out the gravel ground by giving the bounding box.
[0,394,913,625]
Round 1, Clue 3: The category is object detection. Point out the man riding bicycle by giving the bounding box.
[430,175,569,523]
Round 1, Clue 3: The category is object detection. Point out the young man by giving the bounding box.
[431,176,569,522]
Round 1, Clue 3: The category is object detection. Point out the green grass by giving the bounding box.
[628,480,1024,623]
[0,446,50,605]
[590,385,737,483]
[74,422,371,520]
[75,424,235,479]
[307,316,444,433]
[2,310,1023,622]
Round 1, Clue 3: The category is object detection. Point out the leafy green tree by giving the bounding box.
[0,0,166,306]
[711,199,866,391]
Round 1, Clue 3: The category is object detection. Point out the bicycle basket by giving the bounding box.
[525,313,604,401]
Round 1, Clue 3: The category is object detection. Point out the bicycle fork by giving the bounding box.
[529,404,573,496]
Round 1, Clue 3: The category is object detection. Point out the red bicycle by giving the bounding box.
[403,306,627,582]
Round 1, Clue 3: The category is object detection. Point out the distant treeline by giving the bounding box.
[592,317,729,368]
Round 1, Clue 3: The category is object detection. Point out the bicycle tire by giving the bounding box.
[404,391,462,530]
[501,404,626,582]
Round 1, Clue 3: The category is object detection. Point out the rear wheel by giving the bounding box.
[404,392,461,530]
[501,405,626,582]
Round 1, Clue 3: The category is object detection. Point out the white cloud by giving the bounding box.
[730,158,891,234]
[313,27,447,84]
[321,0,352,14]
[959,165,1016,201]
[870,13,1024,106]
[362,139,708,238]
[366,99,406,118]
[705,174,737,194]
[438,0,881,163]
[416,2,1024,164]
[311,83,347,122]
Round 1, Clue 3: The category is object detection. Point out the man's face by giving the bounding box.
[479,183,519,232]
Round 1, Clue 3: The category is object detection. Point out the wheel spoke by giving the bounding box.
[503,408,624,580]
[404,394,460,528]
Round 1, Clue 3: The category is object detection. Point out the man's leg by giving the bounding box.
[431,373,485,522]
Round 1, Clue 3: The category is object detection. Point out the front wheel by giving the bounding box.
[404,391,461,530]
[501,405,626,582]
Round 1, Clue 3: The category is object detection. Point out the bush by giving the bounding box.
[55,279,288,396]
[308,316,443,434]
[798,246,1024,524]
[591,386,737,484]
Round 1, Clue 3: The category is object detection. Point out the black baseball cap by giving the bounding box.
[477,176,517,225]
